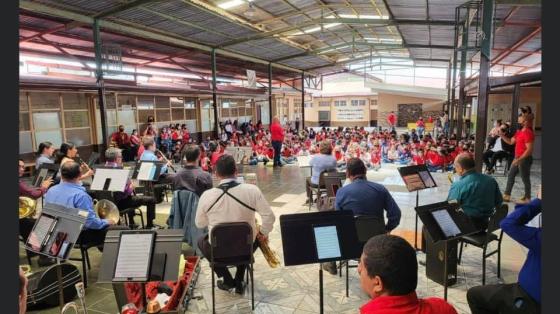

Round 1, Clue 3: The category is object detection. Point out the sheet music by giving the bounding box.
[432,209,461,238]
[28,215,56,250]
[402,174,426,191]
[418,170,436,188]
[137,162,156,181]
[314,226,341,260]
[114,233,154,280]
[90,168,130,191]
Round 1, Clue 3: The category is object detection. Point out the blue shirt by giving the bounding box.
[44,181,109,230]
[500,198,541,303]
[309,154,337,185]
[35,154,54,169]
[448,171,502,218]
[335,178,401,231]
[140,150,168,175]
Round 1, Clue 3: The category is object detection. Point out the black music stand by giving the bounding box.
[25,203,87,311]
[415,201,478,300]
[90,168,130,193]
[32,163,59,187]
[280,211,360,314]
[132,160,165,198]
[398,165,437,250]
[98,229,183,311]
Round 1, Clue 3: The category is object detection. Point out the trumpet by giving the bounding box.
[256,224,281,268]
[155,149,176,173]
[19,196,37,219]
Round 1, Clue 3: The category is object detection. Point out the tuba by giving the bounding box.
[256,224,281,268]
[19,196,37,219]
[93,199,120,224]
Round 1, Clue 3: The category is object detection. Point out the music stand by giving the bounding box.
[32,163,59,187]
[132,160,165,198]
[25,203,87,311]
[90,168,130,192]
[98,229,183,311]
[415,201,478,300]
[280,211,360,314]
[398,165,437,250]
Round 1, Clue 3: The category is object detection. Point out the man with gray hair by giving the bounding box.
[104,147,157,229]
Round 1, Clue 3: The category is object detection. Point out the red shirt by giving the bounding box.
[210,151,223,167]
[360,292,457,314]
[270,122,284,142]
[282,148,292,158]
[388,113,396,125]
[137,144,145,159]
[417,120,425,127]
[413,155,425,165]
[266,147,274,159]
[514,127,534,157]
[182,130,190,142]
[428,153,444,167]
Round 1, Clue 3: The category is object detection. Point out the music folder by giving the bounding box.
[90,168,130,192]
[398,164,437,192]
[415,201,478,243]
[32,163,59,187]
[132,161,164,181]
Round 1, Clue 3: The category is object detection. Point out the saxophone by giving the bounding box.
[256,224,281,268]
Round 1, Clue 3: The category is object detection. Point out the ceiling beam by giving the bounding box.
[491,26,541,66]
[94,0,165,18]
[19,0,307,74]
[306,55,449,71]
[218,18,455,48]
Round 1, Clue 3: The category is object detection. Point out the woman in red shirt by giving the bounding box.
[501,113,535,204]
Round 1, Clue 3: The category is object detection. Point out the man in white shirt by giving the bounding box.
[195,155,275,294]
[483,124,513,174]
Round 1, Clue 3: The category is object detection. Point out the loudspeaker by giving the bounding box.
[424,227,457,286]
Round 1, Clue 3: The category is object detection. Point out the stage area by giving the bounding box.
[23,161,540,314]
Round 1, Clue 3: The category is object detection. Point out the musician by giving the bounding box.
[55,142,94,181]
[305,141,337,204]
[19,159,54,266]
[448,153,503,231]
[35,141,55,169]
[104,147,157,229]
[195,155,275,294]
[44,161,124,247]
[358,235,457,314]
[172,145,213,196]
[140,136,173,203]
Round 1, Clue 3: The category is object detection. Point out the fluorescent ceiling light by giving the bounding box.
[304,23,341,34]
[219,0,244,9]
[337,14,389,19]
[365,38,402,43]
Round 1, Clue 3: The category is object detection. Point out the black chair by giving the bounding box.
[209,222,255,314]
[339,215,386,297]
[308,170,340,211]
[458,204,509,285]
[323,172,346,198]
[68,237,96,288]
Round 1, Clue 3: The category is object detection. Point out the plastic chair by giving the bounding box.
[209,222,255,314]
[308,170,338,211]
[458,204,508,285]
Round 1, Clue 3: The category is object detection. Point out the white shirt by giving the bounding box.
[195,178,276,242]
[491,138,503,152]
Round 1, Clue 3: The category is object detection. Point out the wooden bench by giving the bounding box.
[407,122,434,132]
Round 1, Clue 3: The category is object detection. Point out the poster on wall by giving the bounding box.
[335,108,364,121]
[246,70,256,88]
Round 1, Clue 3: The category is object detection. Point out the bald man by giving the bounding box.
[448,153,503,231]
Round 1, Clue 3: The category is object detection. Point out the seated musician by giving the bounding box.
[358,235,457,314]
[305,141,337,204]
[448,153,503,231]
[19,159,54,266]
[104,147,157,229]
[140,136,172,203]
[195,155,275,294]
[55,142,94,181]
[324,158,401,275]
[172,145,213,196]
[44,161,124,247]
[35,141,55,169]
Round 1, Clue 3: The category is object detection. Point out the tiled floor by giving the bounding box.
[23,160,541,314]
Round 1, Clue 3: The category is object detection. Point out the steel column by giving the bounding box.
[474,0,495,172]
[449,7,460,136]
[211,48,219,139]
[268,63,273,122]
[301,72,305,129]
[511,83,521,128]
[93,18,108,151]
[457,8,470,139]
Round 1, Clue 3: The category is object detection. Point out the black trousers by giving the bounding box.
[198,235,258,285]
[467,283,540,314]
[78,225,130,248]
[19,218,35,241]
[483,150,510,171]
[272,140,282,166]
[505,156,533,199]
[117,195,156,228]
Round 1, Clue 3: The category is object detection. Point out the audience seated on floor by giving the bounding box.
[358,235,458,314]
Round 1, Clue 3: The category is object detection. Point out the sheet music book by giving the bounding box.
[137,162,157,181]
[398,165,437,192]
[90,168,130,192]
[431,209,461,238]
[27,214,57,251]
[113,231,155,282]
[313,225,341,261]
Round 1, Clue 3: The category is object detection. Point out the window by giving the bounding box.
[319,111,330,121]
[351,100,366,106]
[370,99,378,107]
[319,101,330,107]
[304,102,313,108]
[334,100,346,107]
